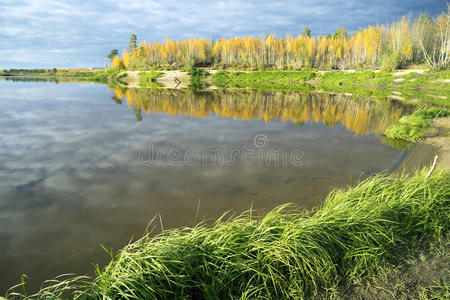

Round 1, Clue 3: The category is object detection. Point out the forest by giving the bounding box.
[108,8,449,71]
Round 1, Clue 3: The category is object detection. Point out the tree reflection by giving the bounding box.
[108,87,414,136]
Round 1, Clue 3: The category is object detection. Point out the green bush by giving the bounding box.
[380,53,400,72]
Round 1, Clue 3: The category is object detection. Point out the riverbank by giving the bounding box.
[3,68,449,103]
[5,169,449,299]
[109,68,450,106]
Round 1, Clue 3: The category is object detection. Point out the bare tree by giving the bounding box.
[413,4,450,70]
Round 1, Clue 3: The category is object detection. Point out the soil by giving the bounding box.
[423,117,450,169]
[120,70,190,89]
[396,117,450,173]
[342,244,449,299]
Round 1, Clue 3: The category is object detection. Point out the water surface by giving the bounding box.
[0,79,413,292]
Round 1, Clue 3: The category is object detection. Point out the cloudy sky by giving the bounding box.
[0,0,446,69]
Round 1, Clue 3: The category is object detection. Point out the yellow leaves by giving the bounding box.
[122,49,130,68]
[400,41,413,61]
[111,56,124,70]
[111,12,426,69]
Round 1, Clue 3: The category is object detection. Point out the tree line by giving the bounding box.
[108,7,449,71]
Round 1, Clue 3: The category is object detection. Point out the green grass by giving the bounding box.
[402,76,434,88]
[402,72,420,80]
[412,107,450,119]
[188,68,209,90]
[319,71,394,85]
[439,70,450,79]
[138,72,162,87]
[399,115,430,127]
[432,97,450,108]
[6,169,450,299]
[210,69,449,101]
[76,72,114,83]
[316,83,393,98]
[384,123,427,142]
[212,70,315,91]
[384,108,449,142]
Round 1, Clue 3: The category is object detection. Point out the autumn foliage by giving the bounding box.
[109,9,449,71]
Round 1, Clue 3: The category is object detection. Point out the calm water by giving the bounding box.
[0,79,413,292]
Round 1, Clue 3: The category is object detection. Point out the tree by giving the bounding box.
[413,6,450,70]
[111,56,124,70]
[107,49,119,61]
[122,49,130,68]
[333,28,347,40]
[129,34,137,52]
[303,26,311,37]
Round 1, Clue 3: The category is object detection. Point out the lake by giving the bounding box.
[0,78,413,293]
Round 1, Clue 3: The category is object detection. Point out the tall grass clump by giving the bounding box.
[384,108,449,142]
[7,169,448,299]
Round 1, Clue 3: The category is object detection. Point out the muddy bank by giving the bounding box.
[343,242,449,299]
[395,117,450,173]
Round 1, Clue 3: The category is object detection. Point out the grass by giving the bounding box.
[384,108,449,142]
[77,71,120,83]
[5,169,450,299]
[399,114,430,127]
[210,69,450,104]
[212,70,315,91]
[384,124,427,143]
[402,72,420,80]
[138,72,162,87]
[210,69,450,100]
[188,68,209,90]
[318,70,394,85]
[439,70,450,79]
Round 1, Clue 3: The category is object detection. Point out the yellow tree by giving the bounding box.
[111,56,124,70]
[122,49,130,69]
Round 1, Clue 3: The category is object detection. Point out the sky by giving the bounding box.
[0,0,447,69]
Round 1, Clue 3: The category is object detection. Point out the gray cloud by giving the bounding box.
[0,0,446,68]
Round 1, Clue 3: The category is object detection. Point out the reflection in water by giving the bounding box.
[111,87,413,136]
[0,80,413,294]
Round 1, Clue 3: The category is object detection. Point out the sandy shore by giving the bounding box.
[120,70,190,89]
[424,117,450,169]
[396,117,450,173]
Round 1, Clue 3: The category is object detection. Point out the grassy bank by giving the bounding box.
[211,69,450,105]
[384,108,449,145]
[6,169,449,299]
[75,71,125,83]
[212,70,315,92]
